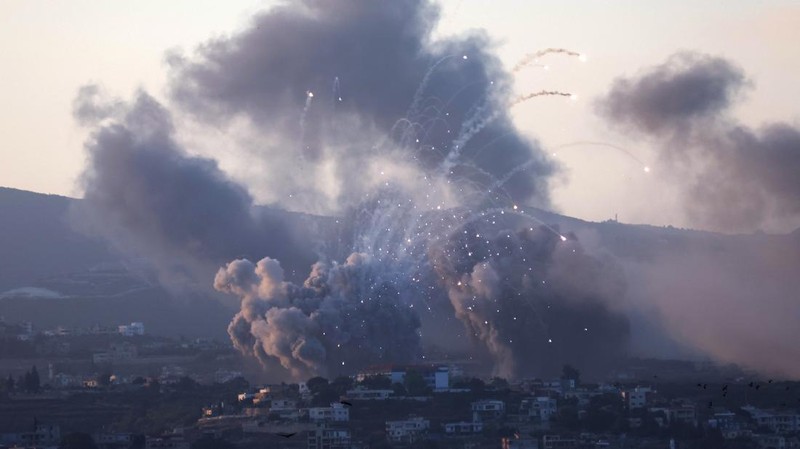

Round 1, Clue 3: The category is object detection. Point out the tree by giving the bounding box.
[31,366,40,391]
[306,376,329,394]
[404,370,430,396]
[392,382,408,396]
[176,376,198,391]
[557,403,581,430]
[23,366,40,393]
[467,377,486,393]
[191,436,235,449]
[694,428,725,449]
[360,375,392,389]
[97,372,112,387]
[489,377,509,391]
[330,376,354,395]
[561,364,580,385]
[59,432,98,449]
[307,376,339,406]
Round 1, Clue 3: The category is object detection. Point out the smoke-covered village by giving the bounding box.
[1,1,800,448]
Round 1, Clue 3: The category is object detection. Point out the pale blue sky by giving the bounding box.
[2,0,798,229]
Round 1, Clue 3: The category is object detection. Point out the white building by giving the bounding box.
[443,421,483,435]
[753,434,790,449]
[346,387,393,400]
[472,399,505,422]
[502,437,540,449]
[145,436,190,449]
[17,321,33,340]
[308,403,350,422]
[521,397,558,422]
[357,364,449,390]
[94,433,134,449]
[308,423,351,449]
[708,411,749,440]
[269,398,298,418]
[563,389,602,407]
[118,322,145,336]
[542,435,578,449]
[386,417,430,444]
[213,369,242,384]
[743,406,800,434]
[621,386,653,409]
[93,342,138,364]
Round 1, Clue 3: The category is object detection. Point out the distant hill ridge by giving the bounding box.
[2,186,798,339]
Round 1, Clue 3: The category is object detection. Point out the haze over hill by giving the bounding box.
[2,186,798,378]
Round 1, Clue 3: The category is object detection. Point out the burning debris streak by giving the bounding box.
[511,90,576,106]
[552,141,651,173]
[513,48,586,72]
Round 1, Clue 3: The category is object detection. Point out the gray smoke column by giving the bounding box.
[215,253,421,379]
[167,0,555,209]
[597,52,800,232]
[429,220,630,379]
[72,89,314,286]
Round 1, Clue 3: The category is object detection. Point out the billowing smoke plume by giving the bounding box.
[214,254,421,378]
[72,0,639,380]
[598,52,800,232]
[429,219,630,378]
[167,0,555,212]
[72,89,315,286]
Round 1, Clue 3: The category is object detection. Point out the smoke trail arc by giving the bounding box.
[513,48,586,73]
[553,141,651,172]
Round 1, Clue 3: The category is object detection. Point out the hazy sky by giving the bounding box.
[2,0,799,230]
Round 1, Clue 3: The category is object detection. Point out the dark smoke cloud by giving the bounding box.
[167,0,555,208]
[72,88,315,286]
[72,84,123,126]
[429,222,630,379]
[215,254,421,379]
[599,52,747,138]
[71,0,651,381]
[620,232,800,378]
[598,52,800,232]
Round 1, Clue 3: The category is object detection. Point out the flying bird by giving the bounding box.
[340,400,353,407]
[276,432,297,439]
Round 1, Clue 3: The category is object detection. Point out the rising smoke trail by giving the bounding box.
[300,90,315,139]
[552,141,651,173]
[511,90,576,106]
[513,48,586,72]
[440,90,576,177]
